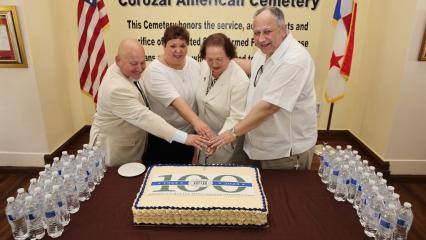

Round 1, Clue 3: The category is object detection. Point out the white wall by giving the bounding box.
[0,0,48,166]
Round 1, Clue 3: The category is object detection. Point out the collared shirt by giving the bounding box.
[244,32,318,160]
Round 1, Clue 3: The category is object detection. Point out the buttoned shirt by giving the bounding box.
[244,33,317,160]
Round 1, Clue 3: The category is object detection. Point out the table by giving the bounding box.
[52,168,369,240]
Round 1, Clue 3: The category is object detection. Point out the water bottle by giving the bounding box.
[63,174,80,214]
[62,161,74,179]
[51,185,71,226]
[359,180,375,225]
[375,203,397,240]
[389,193,401,211]
[347,161,357,203]
[364,192,384,237]
[344,145,353,157]
[318,145,331,177]
[24,196,45,239]
[60,151,69,163]
[327,157,342,193]
[76,164,91,201]
[95,140,107,173]
[321,150,335,184]
[81,157,95,192]
[37,171,46,187]
[334,164,349,202]
[44,194,64,238]
[15,188,30,209]
[394,202,413,240]
[6,197,28,240]
[52,156,63,177]
[44,164,52,179]
[28,178,39,195]
[353,168,367,210]
[30,187,46,229]
[92,146,104,184]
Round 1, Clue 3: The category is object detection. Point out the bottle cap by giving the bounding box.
[17,188,24,194]
[62,151,68,155]
[403,202,412,208]
[7,197,15,203]
[53,157,59,161]
[30,178,37,183]
[336,145,342,150]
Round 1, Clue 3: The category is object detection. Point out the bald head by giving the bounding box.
[115,38,146,80]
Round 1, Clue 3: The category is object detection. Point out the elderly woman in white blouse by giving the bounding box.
[196,33,249,164]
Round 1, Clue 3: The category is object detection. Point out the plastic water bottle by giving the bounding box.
[364,193,384,237]
[92,146,104,183]
[30,187,46,229]
[81,157,95,192]
[28,178,39,195]
[346,161,357,203]
[52,156,63,177]
[43,179,53,194]
[318,145,332,177]
[24,196,45,239]
[394,202,413,240]
[327,157,342,193]
[353,168,367,210]
[95,140,107,173]
[321,150,335,184]
[60,151,69,163]
[76,164,91,201]
[63,174,80,214]
[51,185,71,226]
[375,203,397,240]
[44,194,64,238]
[44,164,53,179]
[359,180,375,225]
[51,172,64,190]
[6,197,28,240]
[15,188,30,207]
[334,164,349,202]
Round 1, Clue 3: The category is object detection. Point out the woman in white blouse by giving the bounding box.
[196,33,249,164]
[142,25,212,166]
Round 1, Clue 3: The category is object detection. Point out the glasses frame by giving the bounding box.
[253,65,263,87]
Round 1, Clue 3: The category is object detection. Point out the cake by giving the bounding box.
[132,164,268,226]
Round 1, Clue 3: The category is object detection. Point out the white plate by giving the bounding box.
[118,162,146,177]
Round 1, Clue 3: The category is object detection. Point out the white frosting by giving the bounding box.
[132,165,268,226]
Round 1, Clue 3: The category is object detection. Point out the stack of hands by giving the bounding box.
[187,120,237,157]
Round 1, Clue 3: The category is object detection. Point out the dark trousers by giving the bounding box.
[142,134,194,167]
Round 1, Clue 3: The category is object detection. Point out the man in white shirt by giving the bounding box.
[210,7,317,169]
[89,39,208,166]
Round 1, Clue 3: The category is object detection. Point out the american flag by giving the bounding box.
[325,0,357,103]
[78,0,109,102]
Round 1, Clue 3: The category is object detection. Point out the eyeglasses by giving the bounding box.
[253,65,263,87]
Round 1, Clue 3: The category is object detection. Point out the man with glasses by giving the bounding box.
[210,6,317,170]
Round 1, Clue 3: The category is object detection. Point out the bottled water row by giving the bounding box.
[6,141,107,240]
[318,144,414,240]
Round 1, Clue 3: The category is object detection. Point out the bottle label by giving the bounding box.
[370,210,380,219]
[96,161,100,167]
[45,210,56,218]
[324,162,329,167]
[86,170,90,176]
[333,170,339,176]
[28,213,36,220]
[380,218,391,229]
[357,185,362,192]
[345,179,350,185]
[351,178,357,185]
[397,218,407,227]
[58,201,63,208]
[58,170,62,176]
[7,214,15,221]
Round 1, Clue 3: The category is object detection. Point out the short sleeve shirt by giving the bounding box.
[143,56,200,133]
[244,33,318,160]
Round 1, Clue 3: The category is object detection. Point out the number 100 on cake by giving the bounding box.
[132,165,269,226]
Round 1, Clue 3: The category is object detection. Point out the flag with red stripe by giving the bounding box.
[325,0,357,103]
[78,0,109,102]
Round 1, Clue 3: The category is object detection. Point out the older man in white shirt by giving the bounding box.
[210,7,317,170]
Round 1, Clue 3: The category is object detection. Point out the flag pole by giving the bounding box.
[326,103,334,131]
